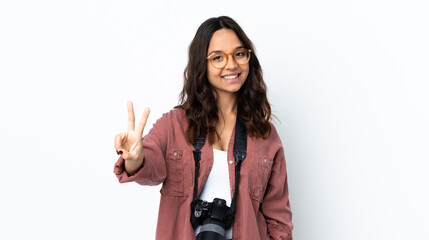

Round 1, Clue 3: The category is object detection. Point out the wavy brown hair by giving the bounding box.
[177,16,272,145]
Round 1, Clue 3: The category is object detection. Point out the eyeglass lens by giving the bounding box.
[209,49,250,68]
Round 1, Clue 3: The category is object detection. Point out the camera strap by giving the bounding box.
[192,136,206,201]
[191,118,247,218]
[230,117,247,217]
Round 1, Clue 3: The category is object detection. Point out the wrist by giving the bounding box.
[124,157,144,176]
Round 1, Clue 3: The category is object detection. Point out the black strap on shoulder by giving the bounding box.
[192,137,206,201]
[230,118,247,219]
[233,118,247,163]
[191,118,247,221]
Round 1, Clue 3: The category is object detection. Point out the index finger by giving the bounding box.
[127,101,135,131]
[136,107,150,137]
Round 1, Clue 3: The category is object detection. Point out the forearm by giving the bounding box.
[263,145,293,239]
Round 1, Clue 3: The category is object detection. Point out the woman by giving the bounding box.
[114,16,293,240]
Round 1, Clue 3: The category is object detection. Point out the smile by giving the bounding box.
[221,73,241,80]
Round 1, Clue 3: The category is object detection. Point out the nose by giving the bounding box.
[225,54,238,69]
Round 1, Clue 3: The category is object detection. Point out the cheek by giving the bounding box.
[242,65,250,79]
[207,66,220,78]
[206,66,220,85]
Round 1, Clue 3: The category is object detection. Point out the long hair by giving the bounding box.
[177,16,272,145]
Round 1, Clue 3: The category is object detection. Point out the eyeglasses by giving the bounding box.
[206,48,252,69]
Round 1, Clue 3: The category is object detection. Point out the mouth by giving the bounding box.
[221,73,241,80]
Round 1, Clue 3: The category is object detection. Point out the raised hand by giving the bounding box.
[114,101,150,175]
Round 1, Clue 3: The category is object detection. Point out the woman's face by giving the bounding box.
[206,29,249,96]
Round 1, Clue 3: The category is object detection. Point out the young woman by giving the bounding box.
[114,16,293,240]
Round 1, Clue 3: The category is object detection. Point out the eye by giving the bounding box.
[235,50,246,58]
[212,55,224,62]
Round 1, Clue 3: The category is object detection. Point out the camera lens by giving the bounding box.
[196,219,227,240]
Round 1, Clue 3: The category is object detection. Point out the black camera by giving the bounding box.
[191,198,233,240]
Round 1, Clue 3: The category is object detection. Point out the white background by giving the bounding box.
[1,0,428,239]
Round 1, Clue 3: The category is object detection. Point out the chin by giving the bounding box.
[226,84,244,93]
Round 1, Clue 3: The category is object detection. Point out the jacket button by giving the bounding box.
[229,160,233,165]
[264,159,267,163]
[173,152,178,157]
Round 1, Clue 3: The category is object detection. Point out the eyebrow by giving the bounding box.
[207,46,245,56]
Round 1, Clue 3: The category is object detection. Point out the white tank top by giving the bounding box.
[194,148,233,238]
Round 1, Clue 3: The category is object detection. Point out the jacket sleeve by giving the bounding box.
[260,141,293,240]
[113,112,169,186]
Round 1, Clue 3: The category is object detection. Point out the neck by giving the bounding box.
[215,91,238,117]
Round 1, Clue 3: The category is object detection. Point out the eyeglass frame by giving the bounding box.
[206,48,252,69]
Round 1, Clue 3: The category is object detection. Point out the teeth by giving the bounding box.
[223,74,238,79]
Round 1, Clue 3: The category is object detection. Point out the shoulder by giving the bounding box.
[247,122,284,158]
[154,107,186,123]
[268,122,282,146]
[151,107,188,131]
[254,122,282,145]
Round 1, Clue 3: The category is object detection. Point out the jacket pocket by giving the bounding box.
[248,153,274,202]
[162,149,186,196]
